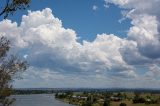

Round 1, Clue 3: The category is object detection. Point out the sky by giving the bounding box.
[0,0,160,88]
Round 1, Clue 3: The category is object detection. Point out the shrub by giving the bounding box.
[119,103,127,106]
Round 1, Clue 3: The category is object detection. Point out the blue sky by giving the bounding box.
[0,0,160,88]
[1,0,131,41]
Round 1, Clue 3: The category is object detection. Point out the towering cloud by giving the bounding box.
[0,0,160,88]
[105,0,160,60]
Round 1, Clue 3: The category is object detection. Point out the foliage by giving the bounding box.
[82,101,92,106]
[0,0,31,18]
[132,93,145,104]
[55,93,68,99]
[0,36,28,106]
[103,99,110,106]
[119,103,127,106]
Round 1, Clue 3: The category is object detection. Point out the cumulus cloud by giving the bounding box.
[1,3,160,88]
[105,0,160,60]
[0,8,139,87]
[103,0,160,87]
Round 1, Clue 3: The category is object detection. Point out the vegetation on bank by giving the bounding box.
[55,91,160,106]
[0,37,28,106]
[0,1,31,105]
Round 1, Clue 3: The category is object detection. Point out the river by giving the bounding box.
[11,94,74,106]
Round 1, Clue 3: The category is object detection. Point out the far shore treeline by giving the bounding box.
[12,88,160,95]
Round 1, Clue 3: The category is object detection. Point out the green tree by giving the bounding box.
[103,101,107,106]
[0,37,28,106]
[103,93,111,106]
[119,103,127,106]
[103,99,110,106]
[82,101,92,106]
[133,93,145,104]
[55,93,58,98]
[0,0,31,18]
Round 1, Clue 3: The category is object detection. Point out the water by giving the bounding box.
[11,94,74,106]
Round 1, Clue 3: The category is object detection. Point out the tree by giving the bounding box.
[119,103,127,106]
[55,93,58,98]
[0,1,30,106]
[103,93,111,106]
[132,93,145,104]
[0,0,30,19]
[103,101,107,106]
[82,101,92,106]
[0,36,28,106]
[103,99,110,106]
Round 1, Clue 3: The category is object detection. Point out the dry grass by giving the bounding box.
[111,100,160,106]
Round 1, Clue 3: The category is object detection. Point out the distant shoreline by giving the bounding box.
[12,88,160,95]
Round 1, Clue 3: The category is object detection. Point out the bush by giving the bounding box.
[119,103,127,106]
[103,99,110,106]
[82,101,92,106]
[133,97,145,103]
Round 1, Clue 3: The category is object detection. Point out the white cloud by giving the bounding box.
[103,0,160,87]
[0,20,27,48]
[105,0,160,60]
[104,4,109,8]
[23,54,28,59]
[1,4,160,88]
[92,5,98,11]
[105,0,129,6]
[0,8,134,76]
[0,8,139,87]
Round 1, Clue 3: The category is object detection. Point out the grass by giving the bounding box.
[111,100,160,106]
